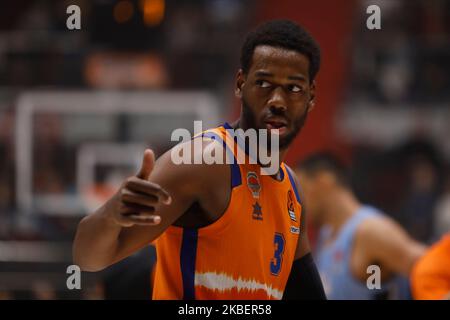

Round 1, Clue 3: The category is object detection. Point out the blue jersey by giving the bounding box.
[314,206,391,300]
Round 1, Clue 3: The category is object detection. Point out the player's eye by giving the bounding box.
[288,84,303,93]
[256,80,271,88]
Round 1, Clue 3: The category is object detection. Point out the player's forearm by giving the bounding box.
[283,253,327,300]
[397,242,427,276]
[73,200,122,272]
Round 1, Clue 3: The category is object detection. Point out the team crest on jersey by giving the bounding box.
[287,190,297,222]
[252,201,263,221]
[247,172,261,198]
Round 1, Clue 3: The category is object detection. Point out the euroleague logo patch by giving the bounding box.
[287,190,297,222]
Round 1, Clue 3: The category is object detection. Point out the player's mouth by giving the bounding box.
[264,118,288,135]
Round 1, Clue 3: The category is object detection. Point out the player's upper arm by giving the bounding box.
[361,216,426,276]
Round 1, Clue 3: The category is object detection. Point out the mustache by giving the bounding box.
[262,111,289,126]
[264,106,287,116]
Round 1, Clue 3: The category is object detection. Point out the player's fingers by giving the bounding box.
[136,149,155,180]
[125,177,172,205]
[120,188,158,207]
[121,214,161,226]
[121,202,156,214]
[156,187,171,205]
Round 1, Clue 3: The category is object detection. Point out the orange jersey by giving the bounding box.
[152,123,302,300]
[411,233,450,300]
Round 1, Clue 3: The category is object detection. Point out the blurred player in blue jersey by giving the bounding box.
[295,153,426,299]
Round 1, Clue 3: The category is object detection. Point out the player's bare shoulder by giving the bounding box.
[155,137,232,215]
[354,213,391,252]
[161,136,230,181]
[356,213,401,241]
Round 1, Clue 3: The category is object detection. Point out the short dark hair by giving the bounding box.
[297,152,349,187]
[240,19,321,82]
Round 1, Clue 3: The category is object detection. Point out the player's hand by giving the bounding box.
[109,149,172,227]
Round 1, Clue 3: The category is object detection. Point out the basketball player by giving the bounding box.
[295,153,426,299]
[74,20,326,300]
[411,232,450,300]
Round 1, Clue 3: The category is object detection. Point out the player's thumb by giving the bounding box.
[136,149,155,180]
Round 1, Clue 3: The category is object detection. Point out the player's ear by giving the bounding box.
[307,80,316,113]
[235,69,245,98]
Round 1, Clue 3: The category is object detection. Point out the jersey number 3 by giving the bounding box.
[270,232,285,276]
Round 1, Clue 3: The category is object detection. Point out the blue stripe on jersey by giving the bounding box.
[180,228,198,300]
[223,122,233,130]
[279,165,285,181]
[201,131,242,188]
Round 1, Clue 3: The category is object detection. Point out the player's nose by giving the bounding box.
[267,87,287,113]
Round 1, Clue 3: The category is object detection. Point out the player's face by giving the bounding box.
[236,45,316,149]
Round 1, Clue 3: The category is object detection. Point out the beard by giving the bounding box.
[241,98,310,150]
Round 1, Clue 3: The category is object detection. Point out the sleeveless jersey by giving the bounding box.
[315,206,390,299]
[152,123,303,299]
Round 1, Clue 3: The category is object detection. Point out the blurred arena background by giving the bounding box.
[0,0,449,299]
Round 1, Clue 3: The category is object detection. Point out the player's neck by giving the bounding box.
[322,189,362,237]
[228,118,287,172]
